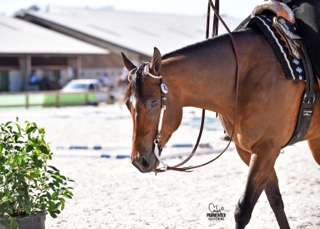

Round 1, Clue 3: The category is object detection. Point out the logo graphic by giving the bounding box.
[206,203,226,221]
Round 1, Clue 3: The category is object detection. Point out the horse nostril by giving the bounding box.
[141,157,149,168]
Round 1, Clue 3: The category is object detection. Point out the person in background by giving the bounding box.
[116,67,129,87]
[100,72,111,89]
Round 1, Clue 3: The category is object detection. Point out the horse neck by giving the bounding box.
[161,34,239,116]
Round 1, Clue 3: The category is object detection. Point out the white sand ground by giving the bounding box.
[0,104,319,229]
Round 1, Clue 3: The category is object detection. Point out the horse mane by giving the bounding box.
[124,34,228,103]
[162,38,213,60]
[163,31,249,60]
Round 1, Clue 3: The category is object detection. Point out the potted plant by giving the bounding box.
[0,118,73,229]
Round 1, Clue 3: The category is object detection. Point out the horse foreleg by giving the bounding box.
[234,144,279,229]
[235,145,289,228]
[265,170,290,229]
[307,138,320,165]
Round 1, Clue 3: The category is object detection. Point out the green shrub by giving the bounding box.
[0,118,73,229]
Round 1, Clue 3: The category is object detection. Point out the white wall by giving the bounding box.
[9,70,23,92]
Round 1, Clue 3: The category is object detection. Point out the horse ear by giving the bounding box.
[121,52,136,71]
[150,47,162,74]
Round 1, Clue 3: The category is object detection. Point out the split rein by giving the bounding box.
[152,0,241,174]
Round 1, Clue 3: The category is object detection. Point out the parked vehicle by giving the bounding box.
[62,79,103,92]
[61,79,111,105]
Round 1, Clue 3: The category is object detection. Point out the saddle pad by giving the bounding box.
[248,15,305,81]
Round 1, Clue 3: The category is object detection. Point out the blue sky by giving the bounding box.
[0,0,262,19]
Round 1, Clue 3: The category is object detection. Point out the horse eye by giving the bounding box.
[147,99,158,109]
[151,100,158,107]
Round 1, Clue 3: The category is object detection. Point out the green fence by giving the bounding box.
[0,91,99,108]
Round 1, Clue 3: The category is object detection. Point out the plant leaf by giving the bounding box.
[26,126,37,134]
[39,145,49,154]
[26,145,33,152]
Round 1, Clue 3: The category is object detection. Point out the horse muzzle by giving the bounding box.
[131,151,159,173]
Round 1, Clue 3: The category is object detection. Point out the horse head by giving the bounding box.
[122,48,183,173]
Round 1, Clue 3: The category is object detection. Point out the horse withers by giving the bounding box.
[122,27,320,228]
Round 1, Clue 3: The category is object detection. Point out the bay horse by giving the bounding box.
[121,27,320,228]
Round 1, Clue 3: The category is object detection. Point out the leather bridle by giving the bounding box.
[129,0,242,174]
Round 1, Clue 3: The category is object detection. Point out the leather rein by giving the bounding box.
[152,0,241,174]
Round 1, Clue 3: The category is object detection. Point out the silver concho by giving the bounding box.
[160,83,168,94]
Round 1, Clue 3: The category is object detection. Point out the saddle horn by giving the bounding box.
[251,0,295,24]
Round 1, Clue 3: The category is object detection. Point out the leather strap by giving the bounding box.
[155,0,241,173]
[285,40,317,146]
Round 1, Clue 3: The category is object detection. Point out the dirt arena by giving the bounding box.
[0,104,319,229]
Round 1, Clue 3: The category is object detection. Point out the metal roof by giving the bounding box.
[0,15,109,55]
[21,6,242,57]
